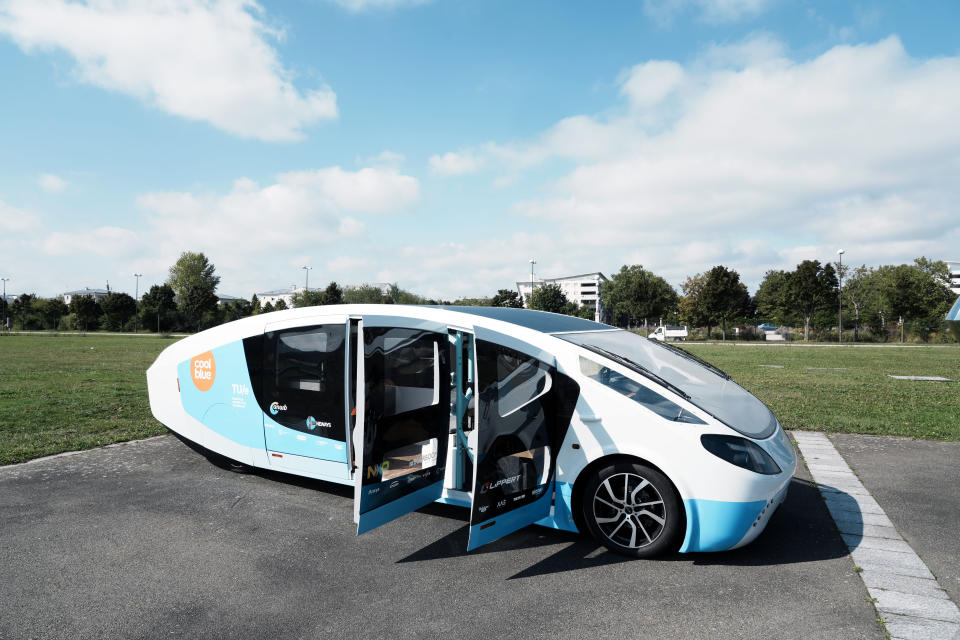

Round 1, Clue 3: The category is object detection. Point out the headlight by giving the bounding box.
[700,434,782,475]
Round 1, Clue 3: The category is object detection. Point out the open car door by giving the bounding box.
[353,315,451,535]
[468,327,580,551]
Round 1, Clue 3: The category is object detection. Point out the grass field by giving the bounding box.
[684,343,960,440]
[1,334,958,466]
[0,334,173,465]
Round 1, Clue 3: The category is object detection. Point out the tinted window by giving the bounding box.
[261,324,347,442]
[357,327,449,515]
[471,340,579,525]
[579,356,705,424]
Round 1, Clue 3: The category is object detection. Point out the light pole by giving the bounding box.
[1,277,9,331]
[302,265,312,292]
[837,249,844,343]
[528,258,536,308]
[134,273,142,333]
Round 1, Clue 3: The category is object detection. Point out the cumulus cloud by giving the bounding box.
[0,0,337,141]
[0,199,38,231]
[429,36,960,290]
[428,151,485,176]
[37,173,67,193]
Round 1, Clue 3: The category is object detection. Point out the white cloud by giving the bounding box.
[0,199,38,231]
[37,173,67,193]
[429,36,960,291]
[429,151,485,176]
[43,226,140,256]
[0,0,337,141]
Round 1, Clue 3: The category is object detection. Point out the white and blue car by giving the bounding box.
[147,305,796,557]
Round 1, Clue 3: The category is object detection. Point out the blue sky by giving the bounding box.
[1,0,959,300]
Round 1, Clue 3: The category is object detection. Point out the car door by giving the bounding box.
[467,327,580,551]
[260,315,352,477]
[353,315,451,535]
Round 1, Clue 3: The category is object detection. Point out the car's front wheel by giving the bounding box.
[581,460,682,558]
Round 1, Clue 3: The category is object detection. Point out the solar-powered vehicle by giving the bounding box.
[147,305,796,557]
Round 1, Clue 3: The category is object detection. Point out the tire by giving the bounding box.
[581,460,682,558]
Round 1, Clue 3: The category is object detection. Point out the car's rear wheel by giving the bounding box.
[581,460,682,558]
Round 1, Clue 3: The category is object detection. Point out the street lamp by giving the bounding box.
[302,265,312,292]
[1,277,9,331]
[134,274,142,334]
[528,258,536,308]
[837,249,844,344]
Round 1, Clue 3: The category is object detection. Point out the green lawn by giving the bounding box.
[1,334,958,466]
[683,343,960,440]
[0,334,176,465]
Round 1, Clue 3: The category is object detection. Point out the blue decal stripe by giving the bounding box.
[357,480,445,535]
[467,490,552,551]
[679,498,766,552]
[533,481,579,533]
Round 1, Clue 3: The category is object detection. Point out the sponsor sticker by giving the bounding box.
[270,401,287,415]
[190,351,216,392]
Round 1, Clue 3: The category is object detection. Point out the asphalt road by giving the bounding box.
[832,433,960,605]
[0,435,881,640]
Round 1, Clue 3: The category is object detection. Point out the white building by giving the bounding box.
[947,261,960,295]
[62,288,112,305]
[255,286,301,308]
[516,272,607,322]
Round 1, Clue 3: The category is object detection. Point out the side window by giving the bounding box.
[371,328,440,417]
[262,324,347,440]
[473,341,555,520]
[496,351,552,418]
[579,356,705,424]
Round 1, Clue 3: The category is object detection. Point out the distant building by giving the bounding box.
[216,294,243,306]
[516,272,608,323]
[946,261,960,295]
[255,282,392,308]
[62,288,112,305]
[255,286,301,308]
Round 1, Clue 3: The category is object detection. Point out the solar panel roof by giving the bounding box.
[433,306,614,333]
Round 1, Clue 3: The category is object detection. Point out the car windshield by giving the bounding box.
[557,330,777,439]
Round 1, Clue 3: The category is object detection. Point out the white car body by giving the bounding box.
[147,305,796,554]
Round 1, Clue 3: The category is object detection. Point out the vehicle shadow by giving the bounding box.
[399,476,859,580]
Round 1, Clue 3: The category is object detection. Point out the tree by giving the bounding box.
[874,257,954,341]
[69,294,101,331]
[100,293,137,331]
[699,266,750,341]
[491,289,523,308]
[262,301,275,314]
[274,298,288,311]
[223,299,252,322]
[35,298,68,330]
[753,270,793,326]
[140,284,177,333]
[529,283,569,314]
[292,281,344,308]
[786,260,838,341]
[167,251,220,331]
[601,265,679,329]
[343,284,388,304]
[679,273,709,334]
[250,294,261,315]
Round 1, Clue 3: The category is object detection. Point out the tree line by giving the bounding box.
[2,252,956,342]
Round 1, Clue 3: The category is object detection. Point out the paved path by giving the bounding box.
[794,432,960,640]
[0,435,879,640]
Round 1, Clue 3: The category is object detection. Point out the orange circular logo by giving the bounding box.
[191,351,216,392]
